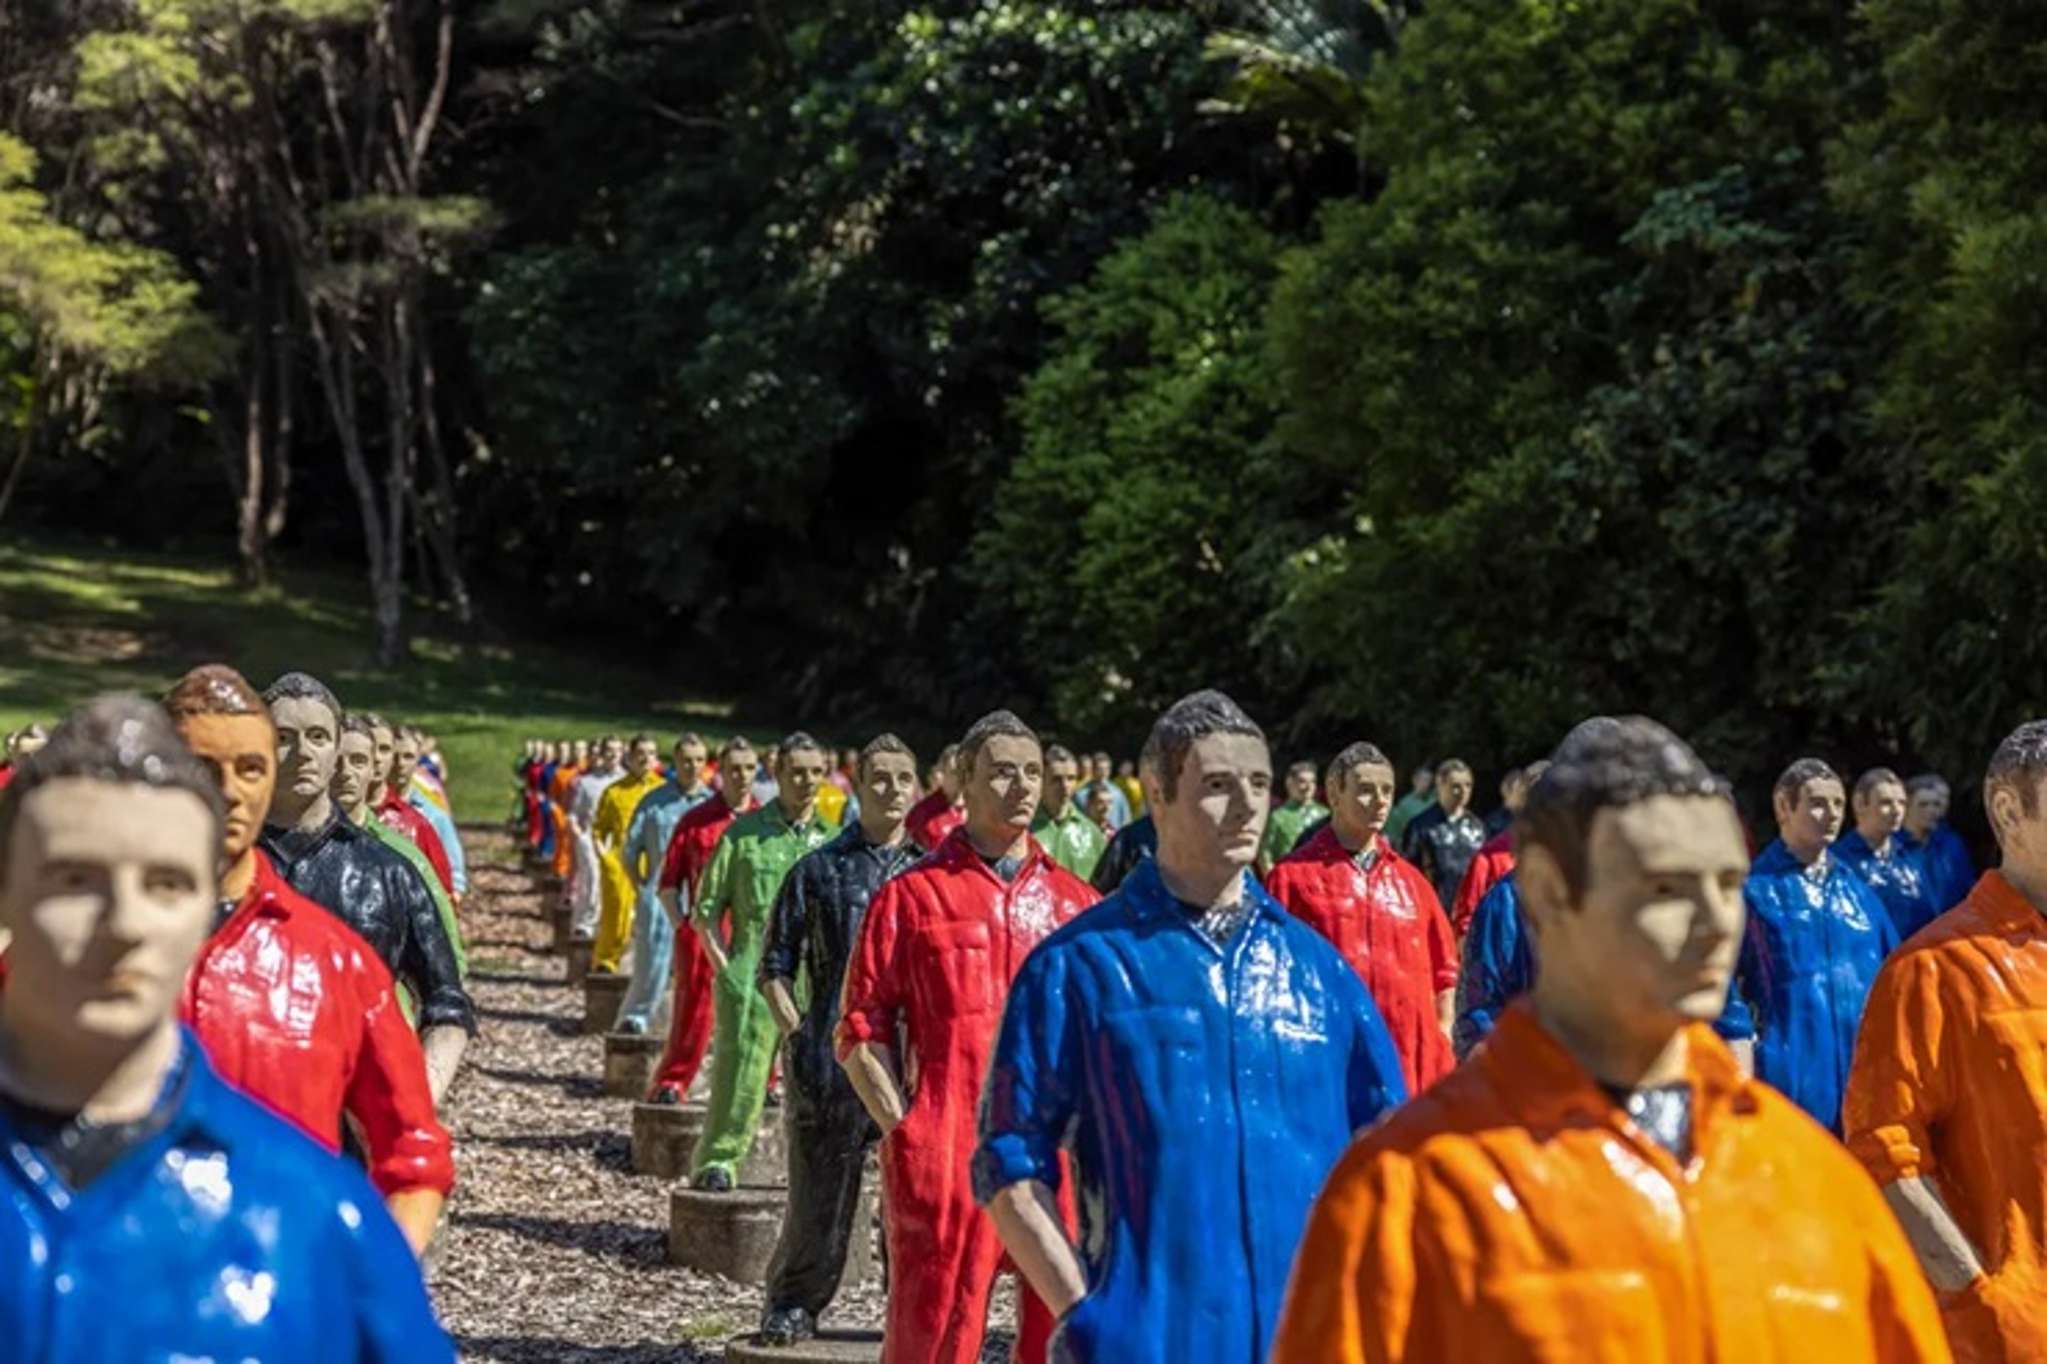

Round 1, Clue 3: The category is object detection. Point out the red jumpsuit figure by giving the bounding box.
[648,741,758,1104]
[378,786,455,896]
[1450,826,1515,938]
[906,742,967,853]
[838,712,1097,1364]
[1266,742,1457,1095]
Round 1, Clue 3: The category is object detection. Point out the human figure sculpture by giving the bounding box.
[1270,716,1951,1364]
[612,734,714,1036]
[533,741,562,861]
[754,734,924,1344]
[837,710,1099,1364]
[1266,742,1457,1093]
[689,733,838,1190]
[646,738,758,1104]
[567,736,624,942]
[164,667,453,1255]
[976,690,1406,1363]
[1032,743,1107,882]
[390,725,466,903]
[1090,811,1157,892]
[1846,720,2047,1363]
[1836,767,1937,942]
[591,734,665,975]
[1257,760,1328,877]
[1734,758,1897,1133]
[905,742,966,852]
[1448,760,1546,937]
[548,741,588,881]
[0,695,454,1362]
[0,723,46,794]
[1899,773,1976,915]
[1400,758,1486,911]
[1112,757,1145,821]
[365,715,456,900]
[253,672,474,1103]
[335,716,466,978]
[1380,760,1435,847]
[1074,751,1131,832]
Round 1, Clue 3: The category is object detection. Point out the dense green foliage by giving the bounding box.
[7,0,2042,804]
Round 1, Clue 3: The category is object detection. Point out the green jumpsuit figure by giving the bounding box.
[690,734,839,1189]
[1032,743,1108,882]
[1257,760,1330,876]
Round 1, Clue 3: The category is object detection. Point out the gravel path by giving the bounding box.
[431,827,1015,1363]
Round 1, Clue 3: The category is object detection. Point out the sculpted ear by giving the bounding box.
[1989,784,2025,846]
[1515,842,1571,944]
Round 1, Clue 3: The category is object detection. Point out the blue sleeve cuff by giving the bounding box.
[971,1131,1061,1206]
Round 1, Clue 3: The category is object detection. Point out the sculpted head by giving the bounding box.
[1905,773,1951,840]
[1773,758,1845,864]
[718,738,757,809]
[673,733,709,790]
[1043,744,1082,818]
[1142,690,1271,886]
[1283,761,1318,807]
[858,734,919,841]
[163,665,275,871]
[1853,767,1907,846]
[776,731,828,822]
[332,715,379,819]
[1434,760,1474,817]
[959,711,1042,850]
[261,672,343,826]
[1518,717,1747,1039]
[1324,742,1396,853]
[1985,721,2047,875]
[625,733,658,782]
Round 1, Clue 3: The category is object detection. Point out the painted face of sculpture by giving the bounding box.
[1,778,216,1044]
[938,751,965,801]
[1905,784,1949,840]
[1411,766,1434,796]
[1525,793,1748,1031]
[390,730,422,789]
[675,741,709,790]
[1153,732,1272,881]
[720,750,756,808]
[965,735,1042,845]
[1044,753,1081,816]
[174,712,278,868]
[332,730,377,818]
[778,745,828,821]
[1855,779,1907,844]
[1775,776,1846,862]
[1435,766,1474,816]
[1329,761,1396,850]
[271,696,340,809]
[573,740,590,766]
[601,737,625,771]
[370,723,396,794]
[626,738,658,781]
[1285,764,1317,806]
[860,749,919,837]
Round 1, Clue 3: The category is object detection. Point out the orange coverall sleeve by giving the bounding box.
[1271,1143,1423,1364]
[1844,949,1955,1185]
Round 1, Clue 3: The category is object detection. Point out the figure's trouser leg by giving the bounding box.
[649,924,717,1097]
[571,833,602,936]
[592,858,635,972]
[689,954,778,1180]
[616,893,674,1029]
[763,1070,877,1317]
[878,1108,1008,1364]
[525,794,542,847]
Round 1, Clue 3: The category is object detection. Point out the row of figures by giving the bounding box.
[525,694,2047,1364]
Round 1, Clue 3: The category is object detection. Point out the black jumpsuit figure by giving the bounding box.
[755,823,921,1344]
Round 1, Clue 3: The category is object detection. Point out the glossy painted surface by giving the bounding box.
[976,859,1405,1364]
[1266,828,1457,1092]
[404,786,466,895]
[1073,779,1131,832]
[0,1033,453,1364]
[1834,830,1937,943]
[1897,825,1977,918]
[377,792,453,895]
[363,811,466,978]
[688,802,838,1179]
[1449,827,1514,938]
[1089,815,1156,893]
[1401,806,1489,917]
[837,829,1098,1364]
[1381,790,1433,848]
[1257,799,1329,876]
[521,758,546,848]
[1030,804,1107,882]
[590,769,666,972]
[651,793,748,1097]
[1736,840,1897,1131]
[757,825,921,1316]
[548,764,581,878]
[905,790,966,853]
[1846,870,2047,1363]
[259,813,475,1034]
[1271,1006,1951,1364]
[183,851,452,1195]
[614,778,715,1029]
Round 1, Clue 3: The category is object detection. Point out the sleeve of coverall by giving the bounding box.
[344,948,456,1197]
[1842,949,1955,1185]
[593,788,628,853]
[759,856,810,986]
[1270,1145,1424,1364]
[659,819,692,894]
[623,796,659,887]
[1333,955,1410,1128]
[972,943,1081,1203]
[690,829,738,935]
[1453,880,1521,1059]
[334,1160,459,1364]
[1420,878,1458,994]
[1448,854,1491,940]
[1734,886,1771,1039]
[393,862,476,1034]
[836,877,908,1058]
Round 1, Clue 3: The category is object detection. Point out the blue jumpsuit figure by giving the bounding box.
[975,856,1406,1363]
[1736,840,1897,1132]
[613,751,715,1034]
[537,755,561,861]
[0,1029,452,1364]
[1834,827,1936,942]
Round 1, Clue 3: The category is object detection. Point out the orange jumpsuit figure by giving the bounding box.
[1273,716,1951,1364]
[1844,720,2047,1364]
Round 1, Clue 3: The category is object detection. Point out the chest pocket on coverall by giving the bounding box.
[918,920,994,1017]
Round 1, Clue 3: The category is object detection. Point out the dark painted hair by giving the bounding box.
[1141,690,1265,805]
[261,671,342,727]
[0,694,224,864]
[959,711,1038,778]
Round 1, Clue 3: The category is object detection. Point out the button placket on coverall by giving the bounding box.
[1270,1004,1952,1364]
[615,781,713,1031]
[974,860,1406,1363]
[1844,870,2047,1363]
[1737,840,1898,1132]
[689,803,837,1180]
[592,770,665,972]
[837,831,1099,1364]
[758,826,921,1319]
[1265,828,1457,1092]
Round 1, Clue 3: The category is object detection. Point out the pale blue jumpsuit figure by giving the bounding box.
[615,736,716,1034]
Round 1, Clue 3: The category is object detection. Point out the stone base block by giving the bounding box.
[550,905,573,954]
[582,972,630,1034]
[602,1031,663,1097]
[631,1102,787,1184]
[726,1330,883,1363]
[566,941,593,987]
[668,1183,877,1287]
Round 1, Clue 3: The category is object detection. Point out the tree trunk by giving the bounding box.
[0,343,46,527]
[262,324,293,546]
[412,296,474,626]
[233,345,270,589]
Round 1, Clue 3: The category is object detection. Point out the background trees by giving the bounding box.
[6,0,2037,805]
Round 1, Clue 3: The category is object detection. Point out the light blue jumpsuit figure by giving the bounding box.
[614,747,716,1034]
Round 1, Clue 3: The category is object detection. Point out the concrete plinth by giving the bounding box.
[582,972,629,1034]
[726,1330,883,1363]
[566,941,593,987]
[668,1182,877,1287]
[631,1102,787,1184]
[602,1031,663,1097]
[550,904,573,954]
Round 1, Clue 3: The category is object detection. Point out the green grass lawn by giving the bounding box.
[0,535,747,816]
